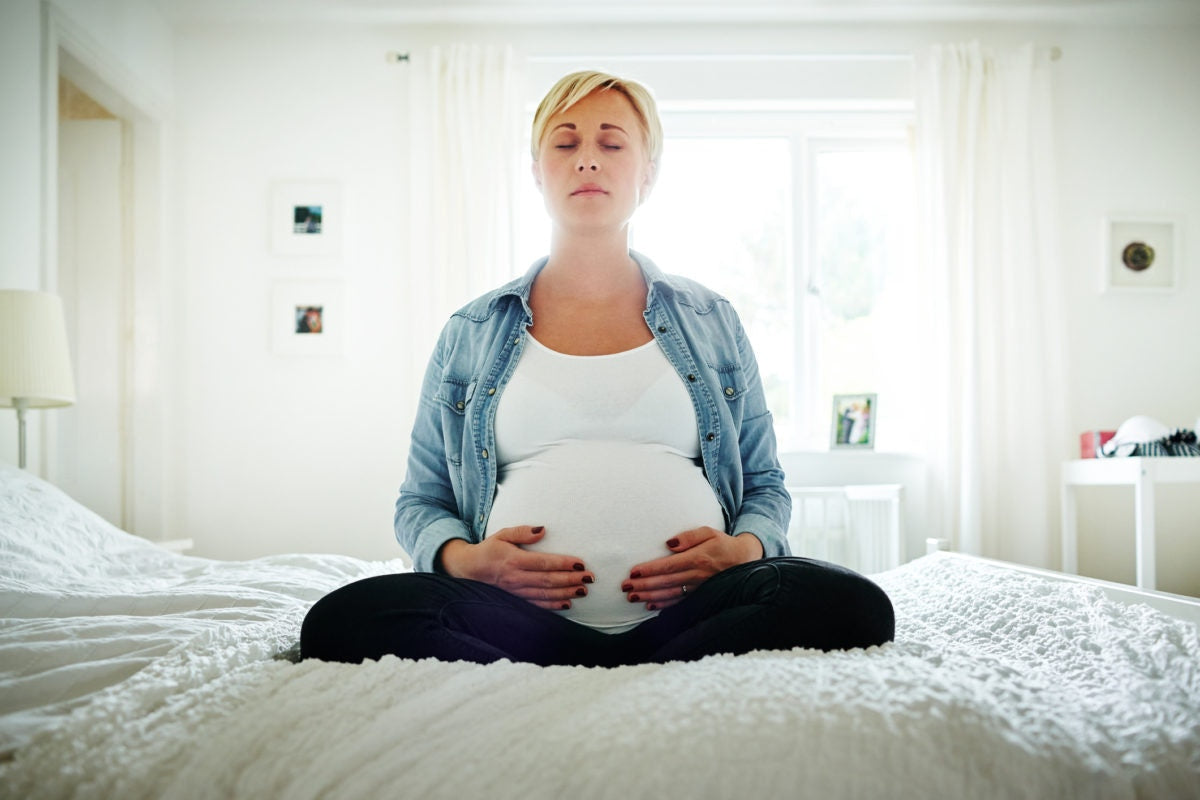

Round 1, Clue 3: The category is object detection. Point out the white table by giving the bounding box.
[1061,457,1200,591]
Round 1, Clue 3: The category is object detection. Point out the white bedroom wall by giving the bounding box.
[0,1,44,468]
[169,23,411,561]
[1055,27,1200,596]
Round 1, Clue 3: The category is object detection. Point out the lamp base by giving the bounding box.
[14,398,28,469]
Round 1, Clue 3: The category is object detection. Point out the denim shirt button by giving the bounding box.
[724,387,735,397]
[657,325,667,333]
[487,387,496,395]
[482,449,489,459]
[456,401,465,410]
[706,432,716,442]
[687,374,696,382]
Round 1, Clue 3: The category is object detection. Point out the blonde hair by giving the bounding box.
[530,71,663,167]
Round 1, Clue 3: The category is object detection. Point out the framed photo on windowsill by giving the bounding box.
[831,393,877,450]
[271,281,345,356]
[270,181,342,258]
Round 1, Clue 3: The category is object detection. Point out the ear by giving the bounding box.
[638,160,658,205]
[531,158,544,192]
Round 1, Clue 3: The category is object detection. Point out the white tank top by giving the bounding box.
[486,335,726,633]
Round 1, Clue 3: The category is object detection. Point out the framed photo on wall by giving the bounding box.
[831,393,877,450]
[271,281,345,355]
[1103,217,1178,292]
[271,181,342,257]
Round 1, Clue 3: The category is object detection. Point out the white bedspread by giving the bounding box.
[1,463,1198,799]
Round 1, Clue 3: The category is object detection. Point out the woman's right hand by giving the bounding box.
[437,526,594,611]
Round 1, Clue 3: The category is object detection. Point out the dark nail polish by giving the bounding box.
[582,575,594,584]
[629,594,640,602]
[573,563,585,571]
[532,526,544,534]
[621,582,633,592]
[560,603,570,610]
[667,538,679,548]
[630,570,642,579]
[647,604,658,611]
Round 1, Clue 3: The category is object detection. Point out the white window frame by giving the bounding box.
[652,105,914,451]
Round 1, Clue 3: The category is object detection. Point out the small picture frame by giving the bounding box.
[831,393,877,449]
[271,181,342,257]
[1103,217,1178,292]
[272,281,345,355]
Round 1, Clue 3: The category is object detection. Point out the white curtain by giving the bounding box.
[406,45,524,366]
[913,42,1069,567]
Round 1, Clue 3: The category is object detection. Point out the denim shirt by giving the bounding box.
[395,251,792,572]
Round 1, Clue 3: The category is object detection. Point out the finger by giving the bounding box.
[665,526,721,552]
[530,598,573,611]
[627,551,692,582]
[517,550,588,574]
[625,578,701,605]
[492,525,547,545]
[506,569,594,591]
[507,579,591,602]
[646,598,682,611]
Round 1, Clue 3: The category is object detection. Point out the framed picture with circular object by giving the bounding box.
[1103,217,1178,292]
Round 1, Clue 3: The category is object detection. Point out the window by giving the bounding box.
[518,108,917,452]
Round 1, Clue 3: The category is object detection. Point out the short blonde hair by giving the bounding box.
[530,71,663,167]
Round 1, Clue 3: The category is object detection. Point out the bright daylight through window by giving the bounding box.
[519,110,917,453]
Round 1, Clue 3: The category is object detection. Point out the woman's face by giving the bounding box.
[532,89,656,237]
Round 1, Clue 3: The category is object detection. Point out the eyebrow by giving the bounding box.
[550,123,629,134]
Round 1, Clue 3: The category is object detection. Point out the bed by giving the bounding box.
[2,461,1198,799]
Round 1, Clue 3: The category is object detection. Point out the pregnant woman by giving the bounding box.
[300,70,894,667]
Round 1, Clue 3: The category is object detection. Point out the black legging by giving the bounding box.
[300,557,894,668]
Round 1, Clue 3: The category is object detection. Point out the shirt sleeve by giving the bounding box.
[727,312,792,557]
[393,326,474,572]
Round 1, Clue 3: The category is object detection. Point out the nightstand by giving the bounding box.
[1061,457,1200,591]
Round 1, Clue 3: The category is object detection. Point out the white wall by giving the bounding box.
[1055,27,1200,595]
[170,23,411,560]
[0,1,49,469]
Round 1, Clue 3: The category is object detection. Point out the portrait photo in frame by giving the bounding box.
[1103,217,1178,292]
[270,181,342,257]
[831,393,877,450]
[271,281,345,356]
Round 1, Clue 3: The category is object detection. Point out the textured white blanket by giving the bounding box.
[1,464,1199,799]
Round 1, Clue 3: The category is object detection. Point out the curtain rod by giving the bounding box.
[386,46,1061,65]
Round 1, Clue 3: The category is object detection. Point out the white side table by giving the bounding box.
[1061,457,1200,591]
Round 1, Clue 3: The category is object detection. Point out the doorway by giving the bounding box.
[55,75,128,529]
[48,37,167,540]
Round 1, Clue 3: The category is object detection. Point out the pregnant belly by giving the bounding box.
[485,440,726,633]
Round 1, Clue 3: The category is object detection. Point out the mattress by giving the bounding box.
[1,462,1198,799]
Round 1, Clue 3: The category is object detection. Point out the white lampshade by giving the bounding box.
[0,290,76,409]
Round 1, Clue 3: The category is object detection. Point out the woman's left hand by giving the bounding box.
[622,527,763,610]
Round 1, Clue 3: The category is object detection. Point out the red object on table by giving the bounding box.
[1080,430,1116,459]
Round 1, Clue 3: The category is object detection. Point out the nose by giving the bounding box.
[576,150,599,172]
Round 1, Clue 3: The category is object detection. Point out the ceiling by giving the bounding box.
[150,0,1200,26]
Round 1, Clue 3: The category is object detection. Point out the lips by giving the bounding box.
[571,183,607,196]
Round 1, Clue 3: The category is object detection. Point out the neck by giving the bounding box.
[543,229,640,292]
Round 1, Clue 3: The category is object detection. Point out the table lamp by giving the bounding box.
[0,290,76,469]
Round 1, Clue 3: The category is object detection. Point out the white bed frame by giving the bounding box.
[933,550,1200,628]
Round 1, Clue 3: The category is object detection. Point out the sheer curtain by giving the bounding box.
[913,42,1069,567]
[406,45,524,366]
